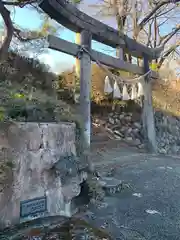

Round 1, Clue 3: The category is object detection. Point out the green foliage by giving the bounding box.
[0,51,71,122]
[0,51,55,93]
[71,0,82,4]
[5,161,14,169]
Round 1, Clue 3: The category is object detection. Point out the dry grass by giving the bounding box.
[60,64,107,102]
[152,79,180,116]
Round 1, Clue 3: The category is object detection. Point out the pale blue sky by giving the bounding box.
[2,2,174,73]
[13,4,117,73]
[13,6,76,72]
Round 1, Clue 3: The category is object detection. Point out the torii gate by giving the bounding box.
[39,0,163,153]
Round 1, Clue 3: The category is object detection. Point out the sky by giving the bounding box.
[0,1,178,74]
[12,2,117,74]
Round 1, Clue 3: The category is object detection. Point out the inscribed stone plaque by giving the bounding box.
[20,196,47,218]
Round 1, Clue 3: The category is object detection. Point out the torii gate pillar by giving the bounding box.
[79,30,92,148]
[142,54,157,152]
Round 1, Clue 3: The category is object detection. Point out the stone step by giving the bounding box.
[98,177,123,195]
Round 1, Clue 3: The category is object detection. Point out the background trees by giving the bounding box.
[0,0,62,62]
[89,0,180,75]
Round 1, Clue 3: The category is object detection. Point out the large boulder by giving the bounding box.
[0,121,84,229]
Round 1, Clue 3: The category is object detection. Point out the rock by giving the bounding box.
[96,109,180,154]
[115,118,120,124]
[26,124,42,151]
[98,177,122,194]
[138,143,145,149]
[167,116,177,125]
[176,139,180,146]
[155,111,180,154]
[133,122,141,129]
[108,117,114,124]
[125,115,131,121]
[99,177,122,188]
[125,136,133,141]
[134,139,141,146]
[132,128,139,133]
[158,141,165,148]
[42,123,76,150]
[53,154,79,184]
[119,114,125,120]
[113,130,123,137]
[132,112,141,121]
[114,134,122,140]
[121,126,127,133]
[171,145,179,154]
[0,122,83,229]
[108,112,114,117]
[155,111,164,119]
[111,125,120,131]
[62,183,81,203]
[106,127,114,135]
[158,148,167,154]
[127,127,133,134]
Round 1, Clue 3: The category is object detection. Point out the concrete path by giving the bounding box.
[84,145,180,239]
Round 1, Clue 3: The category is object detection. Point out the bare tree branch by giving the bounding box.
[13,27,45,42]
[157,18,169,28]
[2,0,37,7]
[0,0,13,62]
[160,24,180,46]
[158,41,180,68]
[139,21,153,47]
[134,0,177,38]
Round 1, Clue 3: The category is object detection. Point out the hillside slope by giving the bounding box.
[0,51,80,123]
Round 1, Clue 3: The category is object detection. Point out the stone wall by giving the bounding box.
[0,121,84,229]
[94,111,145,149]
[95,109,180,154]
[155,111,180,154]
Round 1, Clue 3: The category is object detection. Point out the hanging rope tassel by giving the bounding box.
[130,84,137,100]
[137,81,144,97]
[113,80,121,98]
[122,84,130,100]
[104,75,113,93]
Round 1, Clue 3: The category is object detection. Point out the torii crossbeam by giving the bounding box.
[39,0,163,59]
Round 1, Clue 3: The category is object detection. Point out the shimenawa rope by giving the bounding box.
[76,45,152,84]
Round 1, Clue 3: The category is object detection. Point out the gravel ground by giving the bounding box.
[82,144,180,239]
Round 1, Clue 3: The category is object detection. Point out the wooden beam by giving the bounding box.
[80,30,92,147]
[39,0,163,59]
[142,55,157,153]
[48,35,158,79]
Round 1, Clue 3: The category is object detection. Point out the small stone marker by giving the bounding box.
[20,196,47,219]
[98,177,122,194]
